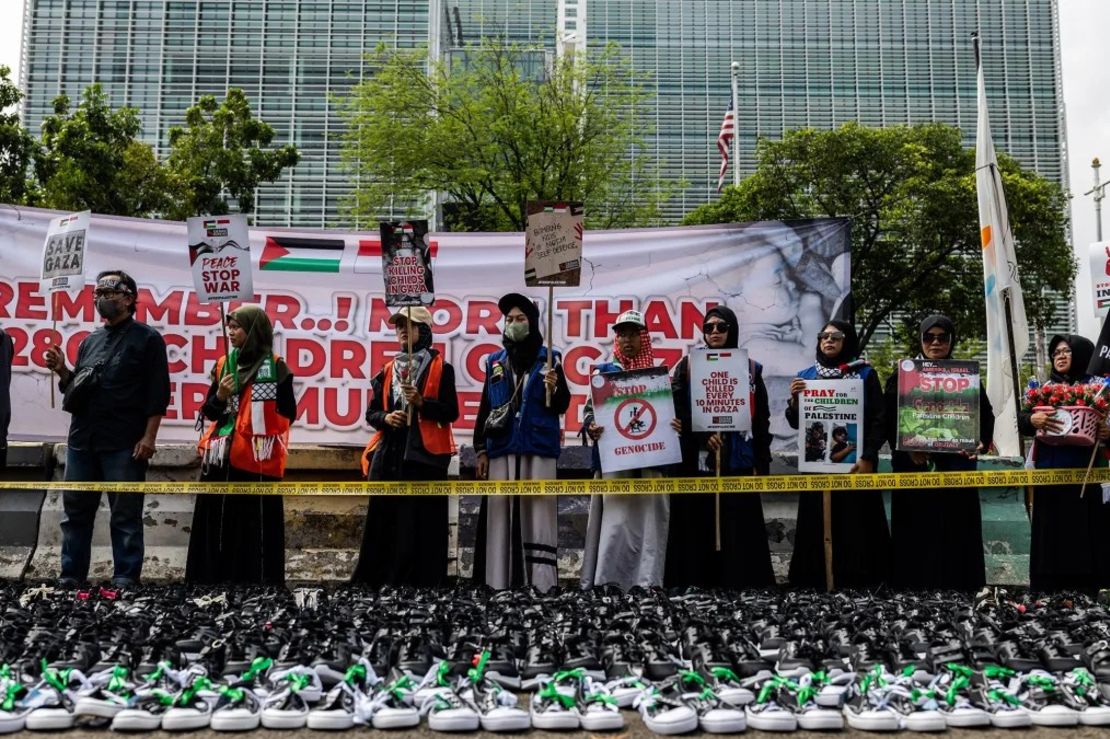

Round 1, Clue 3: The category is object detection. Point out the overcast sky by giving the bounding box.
[1,1,1107,333]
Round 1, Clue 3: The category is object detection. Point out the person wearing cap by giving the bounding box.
[472,293,571,591]
[884,314,994,592]
[186,305,297,585]
[580,309,672,590]
[44,270,171,588]
[784,319,890,589]
[351,306,459,586]
[665,305,775,588]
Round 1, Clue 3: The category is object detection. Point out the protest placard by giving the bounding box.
[591,366,682,474]
[689,348,751,433]
[797,379,864,473]
[896,359,980,453]
[186,215,253,302]
[40,211,90,293]
[381,220,434,306]
[524,201,583,287]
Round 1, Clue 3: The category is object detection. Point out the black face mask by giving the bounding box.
[96,297,124,320]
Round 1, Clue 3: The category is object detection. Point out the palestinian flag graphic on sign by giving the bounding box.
[259,236,344,273]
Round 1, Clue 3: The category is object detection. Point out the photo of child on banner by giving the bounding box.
[796,379,864,473]
[895,359,981,453]
[40,210,91,408]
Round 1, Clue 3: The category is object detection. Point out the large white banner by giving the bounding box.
[0,207,850,446]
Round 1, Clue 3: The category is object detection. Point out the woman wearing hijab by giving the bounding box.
[786,319,891,588]
[472,293,570,591]
[580,310,672,590]
[665,305,775,588]
[884,315,994,591]
[1019,334,1110,592]
[187,305,296,584]
[351,307,459,586]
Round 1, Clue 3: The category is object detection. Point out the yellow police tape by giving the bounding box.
[0,467,1107,496]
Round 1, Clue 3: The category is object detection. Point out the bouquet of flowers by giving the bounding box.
[1022,380,1110,414]
[1023,379,1108,446]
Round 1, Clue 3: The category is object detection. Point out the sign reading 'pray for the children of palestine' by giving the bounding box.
[381,220,435,306]
[186,215,254,302]
[524,201,583,287]
[688,348,752,433]
[40,211,90,292]
[797,379,864,473]
[896,359,980,453]
[591,366,682,474]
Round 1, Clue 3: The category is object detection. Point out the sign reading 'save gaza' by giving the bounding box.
[896,359,980,453]
[590,366,682,474]
[186,215,253,302]
[41,211,90,293]
[797,379,864,473]
[689,348,751,433]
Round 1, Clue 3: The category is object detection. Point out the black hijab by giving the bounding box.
[815,319,859,368]
[919,314,957,359]
[499,292,543,374]
[704,306,740,349]
[1049,334,1094,384]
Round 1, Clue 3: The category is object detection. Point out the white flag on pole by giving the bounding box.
[975,35,1029,457]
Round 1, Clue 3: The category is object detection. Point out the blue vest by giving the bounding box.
[797,364,874,383]
[724,359,763,471]
[484,347,563,459]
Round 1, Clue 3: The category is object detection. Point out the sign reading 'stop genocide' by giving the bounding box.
[797,379,864,473]
[590,366,682,474]
[381,220,435,306]
[689,348,752,433]
[186,215,254,302]
[896,359,980,453]
[525,201,583,287]
[41,211,90,292]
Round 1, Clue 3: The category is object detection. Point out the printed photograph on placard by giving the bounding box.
[797,378,864,473]
[186,215,253,302]
[524,201,583,287]
[896,358,980,453]
[381,220,434,306]
[41,210,91,292]
[688,348,751,432]
[590,365,682,474]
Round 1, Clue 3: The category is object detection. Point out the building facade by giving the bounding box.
[20,0,1065,227]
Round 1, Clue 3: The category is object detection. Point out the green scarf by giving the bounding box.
[221,305,288,386]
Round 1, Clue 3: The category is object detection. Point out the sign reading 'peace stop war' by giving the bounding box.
[40,210,90,292]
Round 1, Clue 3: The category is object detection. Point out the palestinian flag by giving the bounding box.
[705,352,732,361]
[259,236,344,273]
[354,238,439,274]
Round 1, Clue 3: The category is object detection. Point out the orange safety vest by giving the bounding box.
[197,355,291,478]
[361,354,457,476]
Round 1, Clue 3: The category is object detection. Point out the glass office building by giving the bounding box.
[20,0,1065,228]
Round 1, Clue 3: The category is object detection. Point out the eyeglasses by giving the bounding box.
[93,289,126,299]
[703,322,730,334]
[923,332,951,344]
[817,331,845,341]
[1053,348,1072,358]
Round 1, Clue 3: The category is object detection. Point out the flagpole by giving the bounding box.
[730,61,741,187]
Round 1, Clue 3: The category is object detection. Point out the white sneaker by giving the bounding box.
[366,674,421,730]
[74,665,136,719]
[743,674,797,732]
[421,684,480,732]
[110,661,185,732]
[634,687,699,735]
[577,675,624,732]
[161,670,219,732]
[209,684,263,731]
[260,666,321,729]
[310,660,379,731]
[22,664,89,731]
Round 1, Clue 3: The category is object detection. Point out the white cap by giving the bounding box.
[613,309,645,329]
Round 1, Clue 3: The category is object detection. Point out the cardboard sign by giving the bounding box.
[896,359,981,453]
[591,365,682,474]
[40,211,90,292]
[689,348,752,432]
[525,201,583,287]
[186,215,254,302]
[797,379,864,473]
[381,220,434,306]
[1090,242,1110,316]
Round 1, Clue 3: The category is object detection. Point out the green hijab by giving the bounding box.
[219,304,289,386]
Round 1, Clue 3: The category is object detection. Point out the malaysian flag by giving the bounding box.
[716,100,735,192]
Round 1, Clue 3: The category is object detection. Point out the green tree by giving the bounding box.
[340,39,670,231]
[34,84,169,217]
[683,122,1074,350]
[165,88,299,221]
[0,65,38,205]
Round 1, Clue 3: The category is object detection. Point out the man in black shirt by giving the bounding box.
[44,270,171,588]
